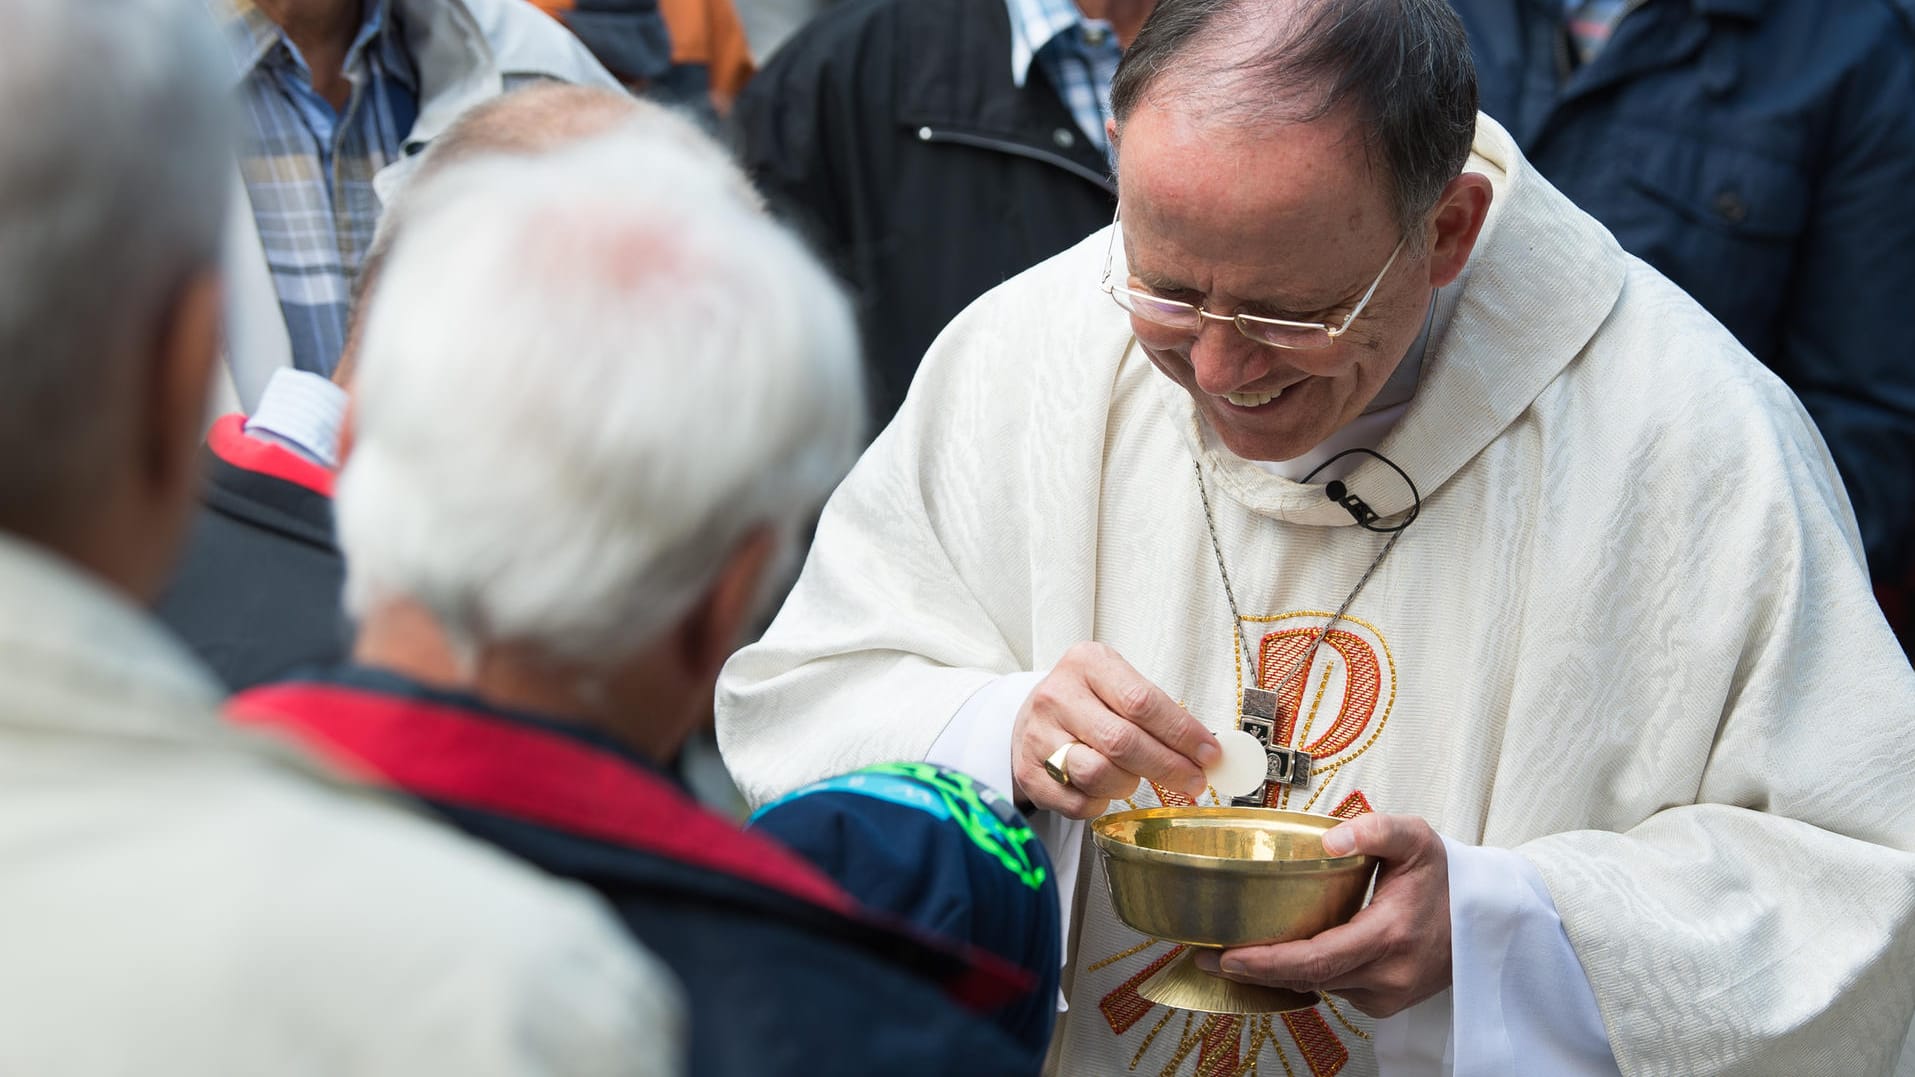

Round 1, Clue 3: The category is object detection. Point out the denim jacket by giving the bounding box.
[1453,0,1915,580]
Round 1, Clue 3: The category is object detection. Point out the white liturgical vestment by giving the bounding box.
[717,115,1915,1075]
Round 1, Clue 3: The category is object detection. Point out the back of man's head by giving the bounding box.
[1110,0,1477,233]
[336,132,864,668]
[0,0,232,577]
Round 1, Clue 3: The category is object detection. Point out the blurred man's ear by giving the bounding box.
[148,272,223,489]
[679,527,778,682]
[125,269,222,600]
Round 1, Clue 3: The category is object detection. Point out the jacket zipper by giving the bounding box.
[913,126,1115,193]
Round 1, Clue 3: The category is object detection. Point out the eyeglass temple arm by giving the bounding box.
[1327,237,1407,338]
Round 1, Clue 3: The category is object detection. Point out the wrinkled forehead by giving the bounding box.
[1113,100,1393,283]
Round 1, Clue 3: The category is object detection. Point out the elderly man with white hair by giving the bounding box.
[224,131,1046,1074]
[0,2,682,1073]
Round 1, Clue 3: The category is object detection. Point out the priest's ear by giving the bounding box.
[676,526,779,681]
[1422,172,1493,290]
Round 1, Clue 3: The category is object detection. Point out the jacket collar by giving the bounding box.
[1153,112,1628,525]
[393,0,621,150]
[207,414,337,498]
[228,668,866,916]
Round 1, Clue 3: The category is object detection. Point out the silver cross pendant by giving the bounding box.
[1229,687,1312,806]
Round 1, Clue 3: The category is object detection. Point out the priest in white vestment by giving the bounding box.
[717,0,1915,1073]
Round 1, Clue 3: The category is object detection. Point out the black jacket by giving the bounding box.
[734,0,1116,425]
[230,668,1040,1076]
[154,416,348,690]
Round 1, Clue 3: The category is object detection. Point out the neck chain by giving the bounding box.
[1192,450,1417,801]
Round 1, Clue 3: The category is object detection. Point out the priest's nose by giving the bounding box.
[1188,319,1275,396]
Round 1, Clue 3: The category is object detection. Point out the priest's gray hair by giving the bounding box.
[0,0,232,525]
[1109,0,1478,234]
[334,132,865,668]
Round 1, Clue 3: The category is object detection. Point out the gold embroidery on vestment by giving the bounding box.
[1322,997,1371,1042]
[1159,1013,1204,1075]
[1130,1009,1176,1071]
[1259,1016,1299,1077]
[1090,937,1157,973]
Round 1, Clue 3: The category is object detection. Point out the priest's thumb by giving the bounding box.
[1322,825,1358,857]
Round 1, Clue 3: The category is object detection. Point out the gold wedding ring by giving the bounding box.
[1043,741,1076,788]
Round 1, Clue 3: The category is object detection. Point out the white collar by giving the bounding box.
[244,368,349,470]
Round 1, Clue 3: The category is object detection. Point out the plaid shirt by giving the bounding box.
[1004,0,1122,164]
[217,0,419,378]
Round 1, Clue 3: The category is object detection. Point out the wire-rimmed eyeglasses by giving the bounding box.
[1098,206,1406,351]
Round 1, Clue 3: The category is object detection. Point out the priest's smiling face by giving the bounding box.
[1113,99,1449,463]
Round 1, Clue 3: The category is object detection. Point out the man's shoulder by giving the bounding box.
[0,724,679,1070]
[210,759,624,934]
[448,0,619,88]
[1554,255,1827,466]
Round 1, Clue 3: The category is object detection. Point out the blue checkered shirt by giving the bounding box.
[217,0,419,378]
[1004,0,1122,164]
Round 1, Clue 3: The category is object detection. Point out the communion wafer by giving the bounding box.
[1208,728,1267,799]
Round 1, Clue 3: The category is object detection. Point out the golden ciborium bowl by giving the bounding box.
[1091,806,1377,1015]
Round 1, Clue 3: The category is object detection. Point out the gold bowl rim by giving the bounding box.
[1091,805,1371,875]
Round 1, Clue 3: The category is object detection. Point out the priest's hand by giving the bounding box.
[1011,642,1222,819]
[1193,812,1450,1018]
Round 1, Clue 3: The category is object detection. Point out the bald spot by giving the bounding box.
[411,83,646,188]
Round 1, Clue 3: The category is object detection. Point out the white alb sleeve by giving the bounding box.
[1388,836,1618,1076]
[926,670,1084,1011]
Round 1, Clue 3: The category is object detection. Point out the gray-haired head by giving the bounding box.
[336,130,865,670]
[0,0,233,531]
[1110,0,1478,233]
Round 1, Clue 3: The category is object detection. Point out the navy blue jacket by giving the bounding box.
[1451,0,1915,581]
[230,669,1038,1076]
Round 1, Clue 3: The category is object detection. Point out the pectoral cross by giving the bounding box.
[1229,687,1312,806]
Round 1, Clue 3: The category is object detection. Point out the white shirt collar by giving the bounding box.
[243,368,349,470]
